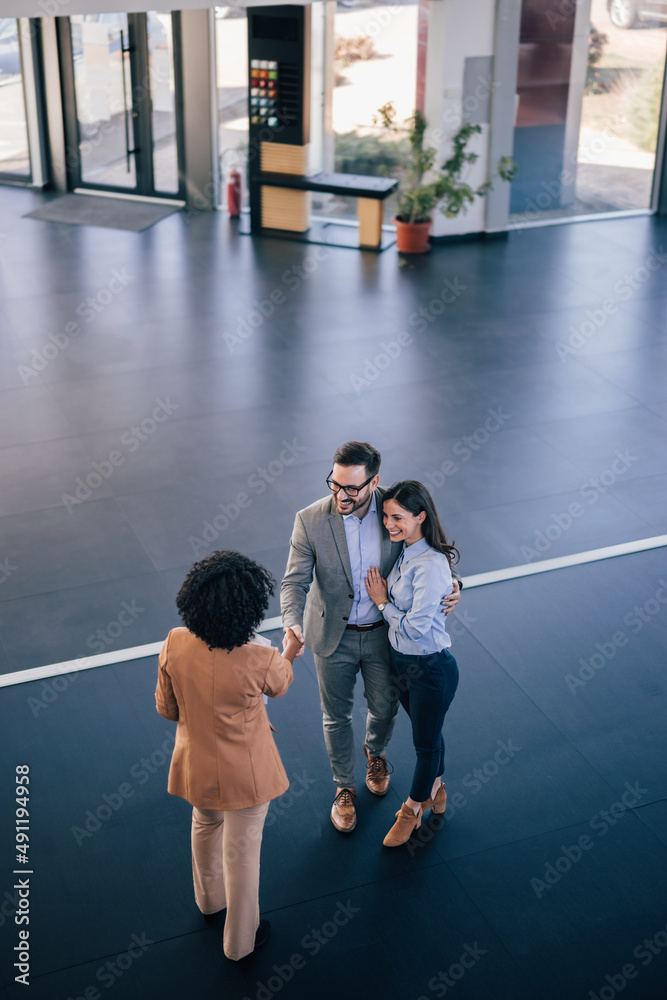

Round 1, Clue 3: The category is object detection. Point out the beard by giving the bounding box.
[336,491,370,516]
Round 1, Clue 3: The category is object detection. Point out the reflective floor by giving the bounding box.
[0,186,666,999]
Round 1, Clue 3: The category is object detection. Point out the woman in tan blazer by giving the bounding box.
[156,550,301,961]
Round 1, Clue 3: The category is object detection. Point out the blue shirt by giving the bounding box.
[342,492,383,625]
[382,538,453,654]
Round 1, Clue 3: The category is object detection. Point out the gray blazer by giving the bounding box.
[280,488,400,657]
[280,487,461,658]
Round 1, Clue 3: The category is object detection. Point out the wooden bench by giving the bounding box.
[254,170,398,248]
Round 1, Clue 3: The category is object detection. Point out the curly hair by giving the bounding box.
[176,550,275,652]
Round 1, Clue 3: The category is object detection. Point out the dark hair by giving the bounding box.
[382,480,460,567]
[176,550,275,652]
[332,441,381,478]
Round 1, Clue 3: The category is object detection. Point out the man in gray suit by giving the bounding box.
[281,441,460,833]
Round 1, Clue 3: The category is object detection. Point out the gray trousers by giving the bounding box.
[313,625,400,789]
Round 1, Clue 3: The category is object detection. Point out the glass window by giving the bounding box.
[0,18,30,177]
[510,0,667,225]
[215,5,249,210]
[319,0,419,221]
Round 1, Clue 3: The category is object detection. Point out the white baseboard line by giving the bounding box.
[2,535,665,690]
[461,534,667,588]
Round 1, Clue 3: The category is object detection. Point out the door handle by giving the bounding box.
[120,28,138,171]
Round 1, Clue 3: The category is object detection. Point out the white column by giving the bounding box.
[309,1,335,173]
[423,0,515,238]
[39,17,67,193]
[18,20,46,187]
[560,0,592,207]
[180,8,217,211]
[485,0,521,232]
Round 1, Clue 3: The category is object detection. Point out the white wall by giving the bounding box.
[425,0,498,237]
[180,8,217,210]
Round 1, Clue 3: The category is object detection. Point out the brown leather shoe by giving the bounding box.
[363,745,392,796]
[383,802,422,847]
[331,787,357,832]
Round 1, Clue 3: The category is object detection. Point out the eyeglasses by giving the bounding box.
[326,470,374,498]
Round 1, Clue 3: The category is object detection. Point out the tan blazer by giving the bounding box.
[155,627,293,810]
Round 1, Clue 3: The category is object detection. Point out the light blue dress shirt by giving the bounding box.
[342,492,383,625]
[382,538,453,654]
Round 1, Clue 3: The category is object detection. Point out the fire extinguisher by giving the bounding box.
[227,168,242,217]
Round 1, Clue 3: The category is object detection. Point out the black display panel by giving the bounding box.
[247,5,309,147]
[252,15,299,42]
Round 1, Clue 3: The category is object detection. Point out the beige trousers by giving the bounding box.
[191,801,270,961]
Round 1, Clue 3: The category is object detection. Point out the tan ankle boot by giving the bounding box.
[431,783,447,814]
[383,802,422,847]
[424,782,447,815]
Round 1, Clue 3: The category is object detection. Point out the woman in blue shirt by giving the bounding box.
[365,480,460,847]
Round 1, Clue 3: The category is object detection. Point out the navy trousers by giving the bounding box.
[388,646,459,803]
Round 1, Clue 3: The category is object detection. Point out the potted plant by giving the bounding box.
[374,102,517,254]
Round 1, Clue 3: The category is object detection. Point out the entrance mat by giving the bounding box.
[24,194,181,232]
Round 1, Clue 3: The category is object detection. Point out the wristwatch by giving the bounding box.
[377,602,388,612]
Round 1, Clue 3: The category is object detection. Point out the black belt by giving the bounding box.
[345,620,385,632]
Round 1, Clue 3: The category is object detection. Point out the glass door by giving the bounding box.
[60,12,182,198]
[71,13,136,189]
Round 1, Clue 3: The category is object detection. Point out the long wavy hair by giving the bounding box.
[382,480,460,567]
[176,550,275,652]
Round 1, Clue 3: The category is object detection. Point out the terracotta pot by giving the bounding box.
[393,216,432,254]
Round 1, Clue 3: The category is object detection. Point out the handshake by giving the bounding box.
[283,625,305,658]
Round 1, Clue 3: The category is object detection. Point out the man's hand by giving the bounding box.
[440,579,461,616]
[284,624,305,657]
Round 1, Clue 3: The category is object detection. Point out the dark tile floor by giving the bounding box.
[1,187,666,999]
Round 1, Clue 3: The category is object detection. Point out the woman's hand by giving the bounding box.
[365,566,388,606]
[282,627,304,662]
[283,625,305,657]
